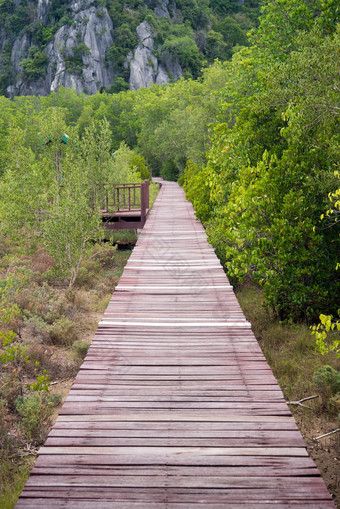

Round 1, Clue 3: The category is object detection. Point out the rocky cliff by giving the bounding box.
[0,0,258,97]
[1,0,180,97]
[7,0,115,96]
[0,0,185,97]
[128,20,181,90]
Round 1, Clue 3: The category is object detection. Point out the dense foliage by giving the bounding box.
[91,0,259,84]
[178,1,339,325]
[0,104,153,287]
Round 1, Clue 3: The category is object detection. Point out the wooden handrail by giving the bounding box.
[99,181,149,216]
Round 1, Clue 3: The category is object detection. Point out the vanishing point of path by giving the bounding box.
[17,181,334,508]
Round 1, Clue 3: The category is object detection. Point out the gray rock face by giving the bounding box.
[5,0,182,96]
[129,20,182,91]
[144,0,172,18]
[7,0,114,97]
[129,22,160,90]
[154,0,170,18]
[49,4,114,94]
[37,0,50,23]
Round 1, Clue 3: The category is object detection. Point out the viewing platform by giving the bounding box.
[101,180,149,230]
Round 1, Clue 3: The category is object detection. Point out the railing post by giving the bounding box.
[145,180,149,212]
[141,180,149,225]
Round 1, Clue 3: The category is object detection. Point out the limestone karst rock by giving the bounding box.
[7,0,115,96]
[129,20,181,90]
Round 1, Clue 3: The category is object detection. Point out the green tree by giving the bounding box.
[20,47,48,82]
[182,7,340,320]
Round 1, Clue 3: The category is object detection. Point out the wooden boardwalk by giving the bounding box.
[17,181,334,508]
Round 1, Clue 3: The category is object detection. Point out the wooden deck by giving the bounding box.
[102,181,150,230]
[17,181,334,508]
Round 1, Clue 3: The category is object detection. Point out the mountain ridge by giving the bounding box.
[0,0,259,97]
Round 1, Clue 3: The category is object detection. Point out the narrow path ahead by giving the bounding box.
[17,181,334,508]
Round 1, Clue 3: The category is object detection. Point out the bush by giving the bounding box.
[161,34,202,76]
[314,365,340,398]
[0,375,22,411]
[15,393,61,443]
[26,343,56,374]
[23,315,52,344]
[161,160,179,181]
[49,317,78,346]
[0,398,12,451]
[20,47,48,82]
[314,365,340,413]
[129,154,150,181]
[74,259,101,288]
[92,245,117,270]
[18,283,65,324]
[72,340,90,358]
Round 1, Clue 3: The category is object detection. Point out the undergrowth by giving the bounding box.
[235,284,340,404]
[0,238,132,508]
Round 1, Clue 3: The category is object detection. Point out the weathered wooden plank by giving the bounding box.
[55,413,296,422]
[30,465,321,478]
[32,453,318,468]
[51,421,300,431]
[15,502,336,509]
[37,446,309,457]
[44,437,305,447]
[18,486,331,501]
[24,475,329,489]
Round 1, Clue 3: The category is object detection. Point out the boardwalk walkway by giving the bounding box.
[17,181,334,508]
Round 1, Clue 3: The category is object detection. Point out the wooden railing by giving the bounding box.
[100,180,150,229]
[103,180,148,211]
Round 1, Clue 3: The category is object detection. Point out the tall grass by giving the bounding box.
[0,458,34,509]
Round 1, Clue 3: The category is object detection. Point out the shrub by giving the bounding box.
[314,365,340,397]
[15,392,60,443]
[0,330,29,408]
[49,317,78,346]
[26,343,56,373]
[0,375,22,411]
[18,283,65,324]
[129,155,150,181]
[64,288,88,314]
[0,266,33,326]
[23,315,51,344]
[0,331,28,367]
[20,47,48,81]
[72,340,90,358]
[313,365,340,413]
[63,43,91,75]
[74,259,101,288]
[89,245,117,270]
[30,251,56,279]
[0,398,11,449]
